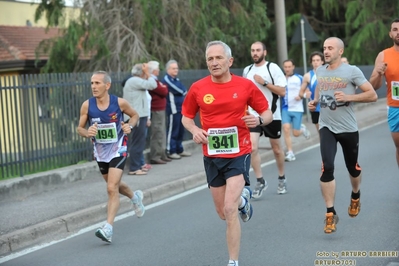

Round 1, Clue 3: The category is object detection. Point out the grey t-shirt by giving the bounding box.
[316,63,367,133]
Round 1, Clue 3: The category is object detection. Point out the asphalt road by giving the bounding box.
[1,123,399,266]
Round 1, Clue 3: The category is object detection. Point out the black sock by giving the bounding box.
[278,175,285,180]
[351,190,360,200]
[327,207,336,215]
[256,177,265,184]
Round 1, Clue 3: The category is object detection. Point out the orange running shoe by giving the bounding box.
[348,198,361,217]
[324,212,339,234]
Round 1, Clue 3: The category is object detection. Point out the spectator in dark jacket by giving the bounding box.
[163,60,191,159]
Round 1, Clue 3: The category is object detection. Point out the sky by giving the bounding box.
[15,0,81,7]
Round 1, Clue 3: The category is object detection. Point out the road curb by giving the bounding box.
[0,163,99,203]
[0,141,200,204]
[0,171,207,256]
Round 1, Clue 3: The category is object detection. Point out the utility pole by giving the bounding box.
[274,0,288,66]
[291,15,319,122]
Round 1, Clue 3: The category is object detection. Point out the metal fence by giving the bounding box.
[0,66,385,179]
[0,72,123,178]
[0,69,225,179]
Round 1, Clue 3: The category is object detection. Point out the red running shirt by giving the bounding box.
[182,74,269,158]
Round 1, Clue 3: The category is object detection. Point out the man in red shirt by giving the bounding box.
[182,41,272,266]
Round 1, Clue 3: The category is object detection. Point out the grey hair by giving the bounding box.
[205,40,232,59]
[165,59,178,70]
[148,61,160,73]
[131,63,143,76]
[92,70,112,83]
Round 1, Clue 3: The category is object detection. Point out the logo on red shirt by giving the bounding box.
[203,94,215,104]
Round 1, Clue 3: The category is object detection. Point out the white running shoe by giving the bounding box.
[239,187,253,222]
[277,179,288,194]
[132,190,145,218]
[252,181,268,199]
[301,123,310,139]
[285,151,296,162]
[95,225,112,243]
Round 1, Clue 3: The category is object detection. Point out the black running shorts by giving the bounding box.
[249,120,282,139]
[97,156,126,175]
[203,153,251,188]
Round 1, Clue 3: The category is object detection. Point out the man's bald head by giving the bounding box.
[325,37,344,50]
[323,37,345,66]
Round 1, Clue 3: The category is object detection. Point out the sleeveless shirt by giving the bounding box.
[88,95,127,162]
[383,47,399,107]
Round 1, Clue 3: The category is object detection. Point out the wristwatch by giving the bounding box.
[258,116,264,125]
[129,125,134,130]
[263,81,268,86]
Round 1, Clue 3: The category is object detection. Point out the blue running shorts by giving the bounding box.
[388,106,399,132]
[281,109,303,130]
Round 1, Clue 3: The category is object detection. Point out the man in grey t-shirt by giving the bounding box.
[308,37,377,234]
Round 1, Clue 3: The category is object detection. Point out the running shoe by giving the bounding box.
[239,187,253,222]
[132,190,145,218]
[285,151,296,162]
[348,198,361,217]
[301,123,311,139]
[324,212,339,234]
[277,179,287,194]
[95,225,112,243]
[252,181,268,199]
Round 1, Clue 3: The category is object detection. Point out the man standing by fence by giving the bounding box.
[148,60,171,164]
[123,63,157,175]
[77,71,145,243]
[163,60,191,159]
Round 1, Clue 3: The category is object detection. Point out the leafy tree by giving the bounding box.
[35,0,65,27]
[281,0,398,67]
[36,0,398,71]
[343,0,397,64]
[35,0,270,72]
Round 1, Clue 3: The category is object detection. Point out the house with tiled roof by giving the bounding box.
[0,26,60,74]
[0,1,84,168]
[0,0,80,74]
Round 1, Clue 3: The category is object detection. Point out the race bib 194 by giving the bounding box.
[207,126,239,155]
[96,123,118,144]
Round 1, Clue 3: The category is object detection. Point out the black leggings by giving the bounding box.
[319,127,361,182]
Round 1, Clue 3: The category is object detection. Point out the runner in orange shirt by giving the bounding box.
[370,18,399,167]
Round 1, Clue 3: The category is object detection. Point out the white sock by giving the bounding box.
[228,260,239,266]
[238,196,246,209]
